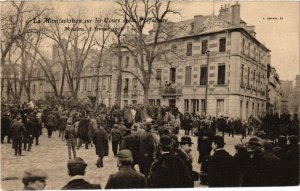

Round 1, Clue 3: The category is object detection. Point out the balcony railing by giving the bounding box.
[159,86,182,96]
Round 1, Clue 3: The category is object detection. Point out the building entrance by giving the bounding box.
[169,99,176,108]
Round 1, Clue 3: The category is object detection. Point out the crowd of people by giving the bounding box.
[1,101,299,189]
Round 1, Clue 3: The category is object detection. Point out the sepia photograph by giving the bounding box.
[0,0,299,190]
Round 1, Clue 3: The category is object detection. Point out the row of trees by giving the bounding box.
[1,0,181,107]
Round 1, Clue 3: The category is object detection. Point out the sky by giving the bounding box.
[3,0,299,82]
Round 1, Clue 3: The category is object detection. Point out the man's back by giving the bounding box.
[105,166,146,189]
[62,178,101,190]
[149,153,193,188]
[12,121,25,138]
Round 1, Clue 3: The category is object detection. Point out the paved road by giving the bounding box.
[1,128,249,190]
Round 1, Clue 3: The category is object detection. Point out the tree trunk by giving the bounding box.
[143,85,149,105]
[59,64,66,98]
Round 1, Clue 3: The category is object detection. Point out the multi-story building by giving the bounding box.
[290,75,300,117]
[267,66,282,114]
[118,3,270,120]
[280,80,293,114]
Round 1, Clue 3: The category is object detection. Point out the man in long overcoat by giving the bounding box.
[138,123,155,177]
[105,150,146,189]
[207,135,239,187]
[11,116,26,156]
[93,125,109,168]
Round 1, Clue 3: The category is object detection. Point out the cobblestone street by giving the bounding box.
[1,128,249,190]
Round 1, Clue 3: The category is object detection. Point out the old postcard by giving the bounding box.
[1,0,299,190]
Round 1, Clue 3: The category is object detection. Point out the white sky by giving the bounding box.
[4,0,299,82]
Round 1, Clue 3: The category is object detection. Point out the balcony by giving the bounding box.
[159,86,182,97]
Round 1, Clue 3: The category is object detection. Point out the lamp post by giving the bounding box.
[204,50,210,116]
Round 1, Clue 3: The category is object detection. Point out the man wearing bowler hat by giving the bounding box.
[207,135,238,187]
[148,135,193,188]
[176,136,199,182]
[105,150,146,189]
[62,157,101,189]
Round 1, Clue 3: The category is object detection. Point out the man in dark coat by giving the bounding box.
[77,116,93,149]
[109,124,123,157]
[23,115,35,151]
[176,136,198,182]
[46,112,56,138]
[93,125,109,168]
[105,150,147,189]
[148,135,193,188]
[181,114,193,135]
[120,129,140,166]
[197,120,212,164]
[207,135,239,187]
[62,157,101,189]
[138,123,155,177]
[1,112,12,144]
[11,116,26,156]
[260,140,285,186]
[285,135,299,186]
[59,111,69,141]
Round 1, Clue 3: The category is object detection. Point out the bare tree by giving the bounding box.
[1,1,48,101]
[116,0,180,104]
[43,9,96,100]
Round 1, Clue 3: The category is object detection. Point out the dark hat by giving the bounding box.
[235,144,246,150]
[131,123,139,131]
[263,140,273,150]
[247,136,263,150]
[67,157,87,170]
[17,114,22,120]
[159,135,173,148]
[117,149,133,162]
[278,135,287,142]
[288,135,299,144]
[113,124,120,129]
[22,168,48,184]
[212,135,225,145]
[179,135,193,145]
[144,123,152,131]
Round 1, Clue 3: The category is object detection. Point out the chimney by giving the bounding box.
[231,2,240,26]
[193,15,206,33]
[246,25,256,37]
[218,4,231,22]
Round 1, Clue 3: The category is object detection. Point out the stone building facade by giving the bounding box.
[118,3,270,120]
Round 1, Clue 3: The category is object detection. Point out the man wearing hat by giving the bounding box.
[105,150,146,189]
[1,112,12,144]
[148,135,193,188]
[62,157,101,189]
[22,168,48,190]
[138,122,155,177]
[176,136,198,182]
[11,116,26,156]
[242,136,264,186]
[207,135,238,187]
[109,124,123,157]
[120,128,140,167]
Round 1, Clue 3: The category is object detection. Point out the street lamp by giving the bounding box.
[204,50,210,116]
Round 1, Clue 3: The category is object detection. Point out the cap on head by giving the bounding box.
[117,149,133,162]
[289,135,299,144]
[22,168,48,185]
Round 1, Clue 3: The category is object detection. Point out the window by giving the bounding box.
[201,99,206,115]
[125,56,129,68]
[217,99,224,117]
[124,78,129,93]
[84,79,87,91]
[186,42,192,56]
[242,38,245,53]
[171,44,177,52]
[132,78,137,90]
[202,40,208,54]
[33,84,36,94]
[184,99,189,113]
[157,47,162,60]
[219,38,226,52]
[156,69,162,81]
[240,101,243,119]
[149,99,155,106]
[92,78,96,91]
[241,64,244,86]
[200,66,207,85]
[191,99,199,113]
[252,102,255,115]
[247,67,250,87]
[217,65,225,85]
[185,66,192,85]
[254,47,256,60]
[102,77,106,90]
[246,101,249,119]
[156,99,161,106]
[248,42,251,55]
[258,72,261,83]
[170,68,176,83]
[108,77,112,91]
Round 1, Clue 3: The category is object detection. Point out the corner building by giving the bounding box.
[119,3,270,120]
